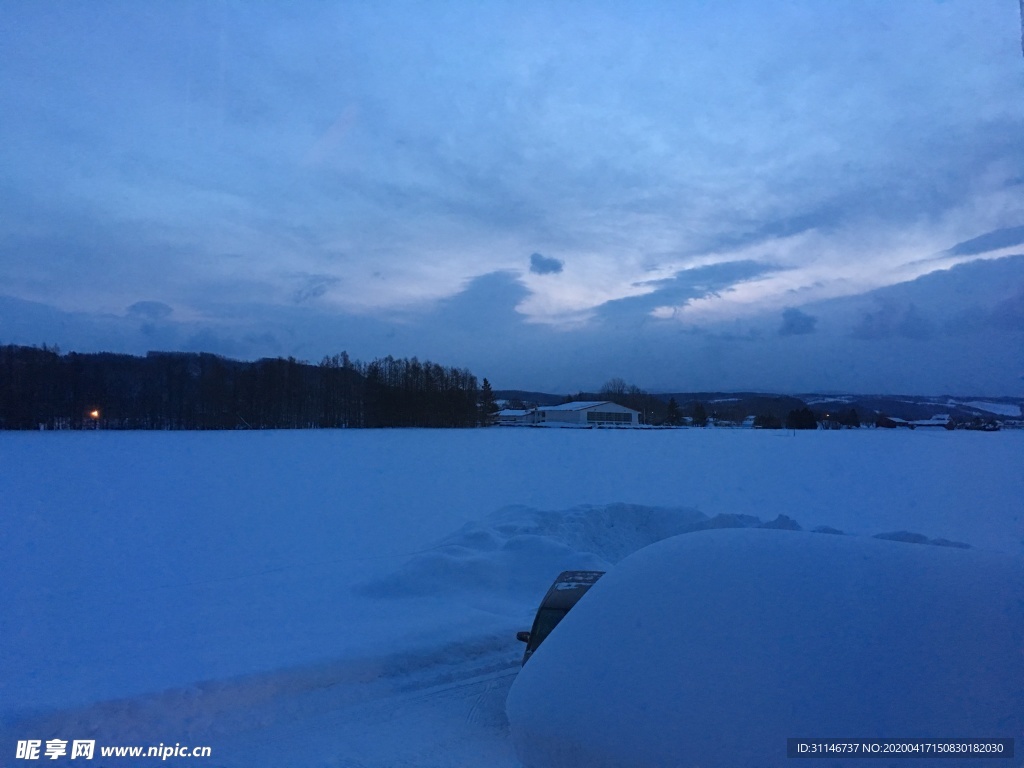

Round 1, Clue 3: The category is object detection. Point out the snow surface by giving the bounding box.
[806,395,855,405]
[506,528,1024,768]
[2,429,1022,766]
[963,400,1022,417]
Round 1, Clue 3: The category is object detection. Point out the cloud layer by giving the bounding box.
[0,1,1022,393]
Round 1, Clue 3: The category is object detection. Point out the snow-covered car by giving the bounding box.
[507,529,1024,768]
[516,570,605,665]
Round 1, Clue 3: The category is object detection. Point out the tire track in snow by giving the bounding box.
[1,634,524,767]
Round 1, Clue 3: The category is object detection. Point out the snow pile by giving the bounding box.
[873,530,971,548]
[359,504,973,601]
[357,504,706,599]
[506,528,1024,768]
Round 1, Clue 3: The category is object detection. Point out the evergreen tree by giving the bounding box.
[479,378,498,425]
[753,413,783,429]
[786,407,818,430]
[0,344,481,430]
[838,408,860,428]
[691,402,708,427]
[665,397,681,426]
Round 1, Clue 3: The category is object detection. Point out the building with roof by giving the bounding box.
[496,408,533,426]
[533,401,639,427]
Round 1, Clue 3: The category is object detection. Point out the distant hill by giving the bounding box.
[796,394,1022,424]
[657,393,807,423]
[493,390,568,407]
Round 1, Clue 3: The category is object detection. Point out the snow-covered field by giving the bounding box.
[963,400,1023,417]
[2,428,1022,766]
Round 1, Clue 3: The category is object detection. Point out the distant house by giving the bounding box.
[534,401,639,427]
[497,409,533,426]
[877,414,951,429]
[495,400,641,427]
[911,415,951,428]
[876,416,912,429]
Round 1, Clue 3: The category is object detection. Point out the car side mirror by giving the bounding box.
[516,631,531,643]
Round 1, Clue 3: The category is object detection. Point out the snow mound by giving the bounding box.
[356,504,707,598]
[358,504,975,599]
[874,530,971,548]
[506,528,1023,768]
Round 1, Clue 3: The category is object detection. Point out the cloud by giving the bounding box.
[529,253,564,275]
[599,260,781,324]
[852,302,935,341]
[779,308,817,336]
[0,2,1022,396]
[948,225,1024,256]
[852,305,899,341]
[896,304,934,340]
[126,301,173,320]
[987,287,1024,330]
[292,274,340,304]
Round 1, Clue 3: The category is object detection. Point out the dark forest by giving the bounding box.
[0,345,480,430]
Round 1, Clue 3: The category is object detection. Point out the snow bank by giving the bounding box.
[357,504,706,599]
[359,504,971,601]
[506,529,1024,768]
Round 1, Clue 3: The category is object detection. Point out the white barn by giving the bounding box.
[534,401,639,427]
[496,409,533,426]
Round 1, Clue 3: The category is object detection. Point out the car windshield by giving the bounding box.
[529,608,568,649]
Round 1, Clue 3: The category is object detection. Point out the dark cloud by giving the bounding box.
[896,304,934,340]
[779,308,817,336]
[636,260,781,296]
[183,330,245,357]
[948,225,1024,257]
[432,270,530,326]
[127,300,173,320]
[243,331,282,350]
[853,306,896,340]
[292,274,340,304]
[599,261,782,323]
[696,208,841,256]
[988,287,1024,330]
[529,253,564,275]
[852,303,934,341]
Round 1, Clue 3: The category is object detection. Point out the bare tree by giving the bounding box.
[600,377,628,397]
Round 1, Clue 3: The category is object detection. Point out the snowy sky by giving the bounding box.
[2,0,1023,394]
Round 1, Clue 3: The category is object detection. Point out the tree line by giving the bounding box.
[556,379,862,429]
[0,345,482,430]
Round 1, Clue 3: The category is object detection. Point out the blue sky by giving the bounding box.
[1,0,1023,394]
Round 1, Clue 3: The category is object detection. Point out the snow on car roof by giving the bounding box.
[508,528,1024,768]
